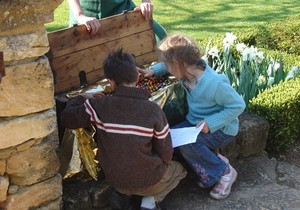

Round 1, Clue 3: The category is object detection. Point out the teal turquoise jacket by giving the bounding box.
[151,62,246,136]
[69,0,167,42]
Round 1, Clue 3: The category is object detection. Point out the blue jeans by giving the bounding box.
[172,120,235,187]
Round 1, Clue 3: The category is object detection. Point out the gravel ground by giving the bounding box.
[268,134,300,168]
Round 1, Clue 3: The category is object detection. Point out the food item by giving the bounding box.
[137,74,176,93]
[66,74,176,98]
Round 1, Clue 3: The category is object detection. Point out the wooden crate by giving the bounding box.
[46,11,157,140]
[47,10,157,95]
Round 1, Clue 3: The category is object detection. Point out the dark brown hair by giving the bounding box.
[103,48,138,85]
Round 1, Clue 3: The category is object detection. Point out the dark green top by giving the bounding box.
[69,0,167,42]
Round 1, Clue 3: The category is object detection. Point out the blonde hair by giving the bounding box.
[157,34,202,66]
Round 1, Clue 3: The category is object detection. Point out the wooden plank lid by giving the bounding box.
[47,11,157,94]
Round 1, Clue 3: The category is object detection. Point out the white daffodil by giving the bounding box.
[241,45,258,61]
[258,75,266,84]
[231,82,236,88]
[274,62,281,71]
[248,46,258,61]
[201,55,208,62]
[268,76,274,86]
[223,32,237,49]
[255,51,264,63]
[208,46,220,58]
[285,66,300,80]
[268,61,281,76]
[267,64,273,76]
[242,47,250,61]
[242,47,255,61]
[215,67,222,73]
[236,42,247,53]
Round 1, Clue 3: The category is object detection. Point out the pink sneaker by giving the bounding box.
[217,153,229,164]
[209,164,237,200]
[197,154,229,189]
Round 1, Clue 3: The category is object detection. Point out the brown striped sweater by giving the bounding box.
[61,86,173,191]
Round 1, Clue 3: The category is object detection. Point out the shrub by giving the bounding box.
[235,14,300,56]
[265,50,300,68]
[249,76,300,151]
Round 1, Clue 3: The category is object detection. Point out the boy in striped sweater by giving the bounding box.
[61,49,186,210]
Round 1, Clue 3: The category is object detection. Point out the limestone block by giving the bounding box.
[236,112,269,157]
[0,147,17,159]
[16,139,36,152]
[221,112,269,158]
[0,109,57,149]
[0,28,49,61]
[0,0,63,34]
[42,130,60,154]
[220,139,240,162]
[0,175,9,202]
[6,135,60,186]
[0,56,55,117]
[5,174,62,210]
[8,185,19,195]
[0,159,5,176]
[33,197,62,210]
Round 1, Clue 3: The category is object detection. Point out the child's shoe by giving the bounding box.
[209,164,237,200]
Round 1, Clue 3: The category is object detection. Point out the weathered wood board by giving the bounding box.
[47,10,157,94]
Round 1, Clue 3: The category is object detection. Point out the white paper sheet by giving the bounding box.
[170,123,205,148]
[85,85,104,94]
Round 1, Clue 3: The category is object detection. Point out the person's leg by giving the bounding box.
[174,120,234,187]
[132,161,187,209]
[176,124,238,199]
[179,136,228,187]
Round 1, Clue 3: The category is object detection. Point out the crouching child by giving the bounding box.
[61,49,187,210]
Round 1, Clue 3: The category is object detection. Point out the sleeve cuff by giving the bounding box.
[150,62,168,77]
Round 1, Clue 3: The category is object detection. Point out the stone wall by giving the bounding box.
[0,0,63,209]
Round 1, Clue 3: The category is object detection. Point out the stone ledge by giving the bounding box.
[220,111,269,161]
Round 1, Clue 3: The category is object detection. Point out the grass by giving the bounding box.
[45,0,300,45]
[45,0,69,32]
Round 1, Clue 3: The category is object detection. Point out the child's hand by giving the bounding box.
[134,1,153,20]
[136,66,155,77]
[81,92,104,99]
[197,120,209,134]
[77,15,101,35]
[92,93,105,98]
